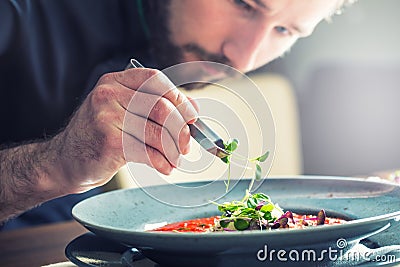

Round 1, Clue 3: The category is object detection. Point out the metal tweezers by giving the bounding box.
[126,59,231,159]
[188,119,231,158]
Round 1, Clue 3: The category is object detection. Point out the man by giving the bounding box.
[0,0,354,228]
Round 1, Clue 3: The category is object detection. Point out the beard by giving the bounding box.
[145,0,182,69]
[145,1,234,90]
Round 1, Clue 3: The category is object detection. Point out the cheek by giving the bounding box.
[271,37,297,55]
[255,37,298,67]
[169,2,227,49]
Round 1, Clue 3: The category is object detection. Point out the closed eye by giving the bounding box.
[232,0,254,12]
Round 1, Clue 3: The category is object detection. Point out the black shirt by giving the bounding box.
[0,0,151,229]
[0,0,150,143]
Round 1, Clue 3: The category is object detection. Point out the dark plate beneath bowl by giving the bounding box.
[71,176,400,266]
[66,229,400,267]
[65,232,154,267]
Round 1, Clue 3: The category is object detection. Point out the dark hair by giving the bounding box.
[143,0,178,69]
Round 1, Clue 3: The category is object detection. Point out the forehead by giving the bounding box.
[255,0,342,29]
[167,0,342,36]
[175,0,342,24]
[256,0,342,16]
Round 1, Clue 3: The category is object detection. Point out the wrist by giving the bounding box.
[23,140,73,198]
[43,134,78,195]
[0,140,70,221]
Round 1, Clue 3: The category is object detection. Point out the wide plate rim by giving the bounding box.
[72,175,400,238]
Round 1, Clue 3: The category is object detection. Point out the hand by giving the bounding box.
[52,68,198,192]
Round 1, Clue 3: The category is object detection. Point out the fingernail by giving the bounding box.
[187,118,197,124]
[188,104,198,121]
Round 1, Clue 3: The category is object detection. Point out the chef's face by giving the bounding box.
[150,0,342,83]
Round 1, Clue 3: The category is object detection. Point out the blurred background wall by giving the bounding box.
[258,0,400,176]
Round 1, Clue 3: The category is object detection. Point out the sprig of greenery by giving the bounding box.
[248,150,270,190]
[221,138,239,164]
[221,139,269,191]
[212,190,284,231]
[221,139,239,191]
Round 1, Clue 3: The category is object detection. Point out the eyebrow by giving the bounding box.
[250,0,309,36]
[290,24,306,35]
[290,24,311,36]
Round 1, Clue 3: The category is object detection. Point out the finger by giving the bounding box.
[187,96,200,113]
[123,131,174,175]
[123,112,181,167]
[95,73,191,154]
[114,68,198,123]
[126,91,191,154]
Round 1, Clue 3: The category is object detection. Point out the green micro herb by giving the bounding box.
[221,139,270,192]
[210,189,284,231]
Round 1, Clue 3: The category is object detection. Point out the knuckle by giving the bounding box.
[164,88,185,107]
[174,90,186,105]
[145,122,162,143]
[152,98,173,123]
[98,72,116,85]
[91,85,116,106]
[143,68,161,82]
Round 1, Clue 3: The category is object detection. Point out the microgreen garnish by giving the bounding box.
[221,139,269,191]
[221,138,239,164]
[212,190,284,231]
[253,151,270,163]
[255,164,262,181]
[221,139,239,191]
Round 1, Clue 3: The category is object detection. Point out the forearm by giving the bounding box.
[0,139,69,222]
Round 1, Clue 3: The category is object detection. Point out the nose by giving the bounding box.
[222,22,271,72]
